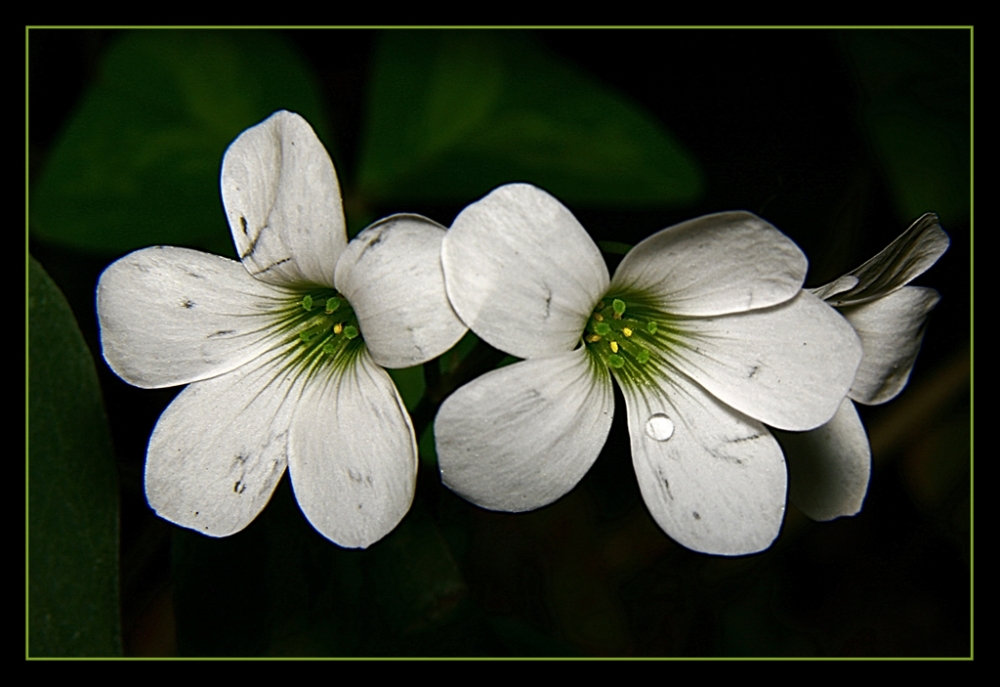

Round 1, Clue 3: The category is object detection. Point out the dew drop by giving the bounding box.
[644,413,674,441]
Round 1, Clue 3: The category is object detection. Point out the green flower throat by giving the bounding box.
[583,295,684,385]
[282,288,365,369]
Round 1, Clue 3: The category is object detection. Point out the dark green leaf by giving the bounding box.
[28,256,121,656]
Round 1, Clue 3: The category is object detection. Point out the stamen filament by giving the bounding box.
[583,292,682,384]
[283,287,365,371]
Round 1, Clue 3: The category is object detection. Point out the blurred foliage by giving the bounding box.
[840,31,970,225]
[170,486,482,656]
[387,366,426,412]
[28,256,121,656]
[31,30,327,257]
[358,31,704,207]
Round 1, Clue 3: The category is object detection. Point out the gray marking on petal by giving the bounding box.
[656,467,674,500]
[727,433,761,444]
[240,223,267,260]
[358,229,386,259]
[404,325,427,359]
[692,511,701,520]
[208,329,237,338]
[182,299,196,309]
[707,447,747,465]
[250,257,293,276]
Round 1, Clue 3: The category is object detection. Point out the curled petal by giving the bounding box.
[619,371,786,556]
[810,274,859,302]
[666,290,863,431]
[435,348,614,512]
[611,211,807,317]
[815,213,949,306]
[287,350,417,549]
[97,246,289,389]
[780,398,870,521]
[144,348,296,537]
[442,183,610,359]
[841,286,941,405]
[335,214,467,369]
[221,110,346,287]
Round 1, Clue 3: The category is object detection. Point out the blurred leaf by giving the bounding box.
[842,30,970,224]
[418,423,437,468]
[597,240,633,255]
[28,256,120,656]
[359,30,703,206]
[437,330,479,377]
[31,30,327,256]
[388,365,426,412]
[366,512,468,641]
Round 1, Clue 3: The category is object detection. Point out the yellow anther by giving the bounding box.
[586,334,602,343]
[623,327,633,337]
[593,312,604,322]
[610,341,619,353]
[333,322,343,335]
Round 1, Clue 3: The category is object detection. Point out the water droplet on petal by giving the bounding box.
[644,413,674,442]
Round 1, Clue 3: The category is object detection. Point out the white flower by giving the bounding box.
[782,213,949,521]
[433,183,863,555]
[97,111,466,548]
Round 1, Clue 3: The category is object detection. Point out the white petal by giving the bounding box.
[334,214,467,369]
[144,348,296,537]
[97,246,290,389]
[442,183,610,359]
[810,274,859,302]
[780,398,870,521]
[619,371,786,556]
[818,213,949,306]
[221,110,346,287]
[287,349,417,549]
[610,211,807,316]
[435,348,614,512]
[667,290,862,431]
[842,286,941,405]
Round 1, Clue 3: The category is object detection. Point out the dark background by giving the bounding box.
[28,28,971,657]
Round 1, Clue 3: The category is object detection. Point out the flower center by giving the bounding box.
[278,287,365,372]
[584,297,656,369]
[582,294,684,388]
